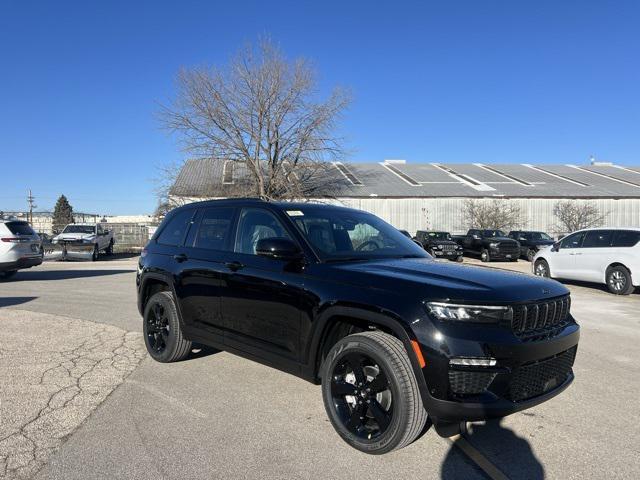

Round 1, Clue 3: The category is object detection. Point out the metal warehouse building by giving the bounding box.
[170,159,640,235]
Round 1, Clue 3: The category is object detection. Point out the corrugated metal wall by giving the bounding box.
[333,197,640,236]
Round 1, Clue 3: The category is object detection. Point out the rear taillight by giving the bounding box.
[1,237,23,243]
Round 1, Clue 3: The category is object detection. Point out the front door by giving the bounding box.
[220,207,305,364]
[577,230,615,283]
[551,231,586,279]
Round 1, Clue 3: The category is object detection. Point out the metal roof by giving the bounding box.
[171,159,640,199]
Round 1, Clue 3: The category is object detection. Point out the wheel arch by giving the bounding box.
[307,306,431,409]
[604,262,631,284]
[138,273,173,315]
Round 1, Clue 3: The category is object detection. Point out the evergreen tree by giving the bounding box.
[52,195,74,234]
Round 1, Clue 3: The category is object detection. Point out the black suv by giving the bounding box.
[415,230,464,262]
[137,199,579,454]
[508,230,555,262]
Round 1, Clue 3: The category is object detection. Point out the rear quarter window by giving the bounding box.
[612,230,640,247]
[5,221,36,236]
[156,209,195,246]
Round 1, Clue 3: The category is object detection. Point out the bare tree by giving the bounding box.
[553,200,606,234]
[463,199,523,231]
[160,38,351,200]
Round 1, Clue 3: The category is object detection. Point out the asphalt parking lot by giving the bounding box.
[1,257,639,479]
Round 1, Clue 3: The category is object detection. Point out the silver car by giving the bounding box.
[0,218,43,279]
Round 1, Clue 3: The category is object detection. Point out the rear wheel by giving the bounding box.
[143,291,192,362]
[526,249,536,262]
[480,249,490,262]
[0,270,17,280]
[321,331,428,454]
[606,266,635,295]
[534,259,550,278]
[455,255,463,262]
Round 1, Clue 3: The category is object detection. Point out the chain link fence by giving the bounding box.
[108,223,157,253]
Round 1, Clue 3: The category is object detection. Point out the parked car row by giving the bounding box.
[0,217,115,280]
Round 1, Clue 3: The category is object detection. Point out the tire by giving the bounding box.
[526,249,536,262]
[606,266,635,295]
[0,270,17,280]
[106,239,114,256]
[143,291,192,362]
[480,249,490,262]
[321,331,428,454]
[534,259,550,278]
[510,258,519,262]
[456,256,463,262]
[429,249,437,258]
[91,244,99,261]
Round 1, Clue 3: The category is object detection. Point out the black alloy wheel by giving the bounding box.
[143,291,192,362]
[481,248,491,262]
[322,331,427,454]
[526,249,536,262]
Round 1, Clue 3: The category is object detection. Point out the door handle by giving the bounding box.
[225,261,244,271]
[173,253,188,263]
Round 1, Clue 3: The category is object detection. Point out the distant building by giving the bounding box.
[1,211,99,234]
[170,159,640,235]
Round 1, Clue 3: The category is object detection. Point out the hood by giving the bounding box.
[531,239,555,247]
[54,233,96,241]
[429,240,459,246]
[329,257,567,303]
[489,237,518,243]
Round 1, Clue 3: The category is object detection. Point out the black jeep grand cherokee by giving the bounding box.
[137,199,579,454]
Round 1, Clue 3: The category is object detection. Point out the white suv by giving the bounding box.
[533,228,640,295]
[0,218,43,279]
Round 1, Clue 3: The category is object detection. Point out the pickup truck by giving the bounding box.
[508,230,555,261]
[52,223,114,261]
[452,229,521,262]
[414,230,464,262]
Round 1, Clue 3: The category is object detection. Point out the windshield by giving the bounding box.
[62,225,95,234]
[286,207,428,261]
[482,230,506,238]
[429,232,451,241]
[526,232,553,241]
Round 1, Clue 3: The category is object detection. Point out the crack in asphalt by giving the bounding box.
[0,311,146,479]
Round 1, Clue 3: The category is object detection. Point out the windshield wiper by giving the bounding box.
[324,257,370,263]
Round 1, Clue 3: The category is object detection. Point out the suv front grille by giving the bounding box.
[511,296,571,341]
[507,347,577,402]
[442,244,457,252]
[496,242,520,254]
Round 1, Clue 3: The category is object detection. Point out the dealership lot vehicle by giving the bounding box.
[414,230,464,262]
[137,199,579,454]
[0,218,43,279]
[508,230,555,261]
[533,228,640,295]
[453,229,521,262]
[52,223,114,260]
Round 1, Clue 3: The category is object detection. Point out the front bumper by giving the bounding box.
[0,255,43,272]
[412,318,580,423]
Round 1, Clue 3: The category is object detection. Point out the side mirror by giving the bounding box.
[472,235,481,240]
[551,242,560,252]
[519,237,527,242]
[255,237,304,261]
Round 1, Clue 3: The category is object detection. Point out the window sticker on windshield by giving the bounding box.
[286,210,304,216]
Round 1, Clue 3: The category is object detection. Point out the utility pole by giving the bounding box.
[27,189,37,225]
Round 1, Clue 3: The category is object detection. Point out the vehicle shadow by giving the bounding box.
[185,345,221,361]
[440,419,544,480]
[560,279,640,296]
[15,269,134,281]
[0,296,38,307]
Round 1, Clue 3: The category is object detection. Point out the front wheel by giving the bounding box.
[321,331,428,454]
[526,249,536,262]
[143,291,193,362]
[480,249,490,262]
[105,239,114,255]
[606,266,635,295]
[91,245,99,261]
[534,259,550,278]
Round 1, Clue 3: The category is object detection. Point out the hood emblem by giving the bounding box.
[542,288,551,295]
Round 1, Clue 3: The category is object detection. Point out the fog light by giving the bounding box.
[450,357,497,367]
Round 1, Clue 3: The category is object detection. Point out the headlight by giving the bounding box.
[434,245,442,249]
[425,302,512,324]
[489,242,499,249]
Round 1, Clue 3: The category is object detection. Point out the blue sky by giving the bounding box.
[1,1,638,214]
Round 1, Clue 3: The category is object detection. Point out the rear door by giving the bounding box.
[176,207,237,344]
[577,230,615,283]
[220,207,306,365]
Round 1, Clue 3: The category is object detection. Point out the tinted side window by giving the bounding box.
[157,209,194,246]
[582,230,614,248]
[560,231,585,249]
[612,230,640,247]
[235,208,291,255]
[194,208,234,251]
